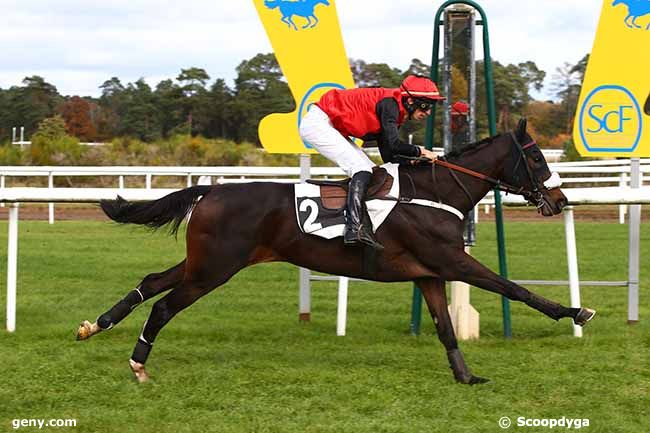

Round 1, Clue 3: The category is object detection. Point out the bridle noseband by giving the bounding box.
[508,131,546,208]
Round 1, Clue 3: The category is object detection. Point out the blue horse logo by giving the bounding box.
[612,0,650,30]
[264,0,331,30]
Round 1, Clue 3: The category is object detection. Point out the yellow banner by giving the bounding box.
[573,0,650,157]
[252,0,355,153]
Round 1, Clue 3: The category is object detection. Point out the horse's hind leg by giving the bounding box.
[416,277,488,385]
[76,261,185,340]
[128,250,248,382]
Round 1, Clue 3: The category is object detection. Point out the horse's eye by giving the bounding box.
[531,150,543,162]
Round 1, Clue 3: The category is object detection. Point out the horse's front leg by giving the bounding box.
[416,277,489,385]
[447,253,595,326]
[128,283,213,383]
[302,16,312,28]
[309,15,319,28]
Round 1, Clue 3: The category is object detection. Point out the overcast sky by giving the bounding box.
[1,0,600,99]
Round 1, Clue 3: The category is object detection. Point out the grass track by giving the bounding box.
[0,220,648,433]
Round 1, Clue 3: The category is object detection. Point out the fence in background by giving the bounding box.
[2,160,648,224]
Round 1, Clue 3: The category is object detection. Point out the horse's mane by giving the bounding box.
[444,134,501,161]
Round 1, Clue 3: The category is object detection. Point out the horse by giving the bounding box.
[264,0,330,30]
[612,0,650,30]
[76,119,596,385]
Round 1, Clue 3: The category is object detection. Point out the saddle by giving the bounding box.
[306,167,393,209]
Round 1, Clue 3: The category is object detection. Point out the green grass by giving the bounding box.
[0,220,648,433]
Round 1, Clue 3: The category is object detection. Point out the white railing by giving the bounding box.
[1,161,648,225]
[1,160,648,189]
[0,166,345,223]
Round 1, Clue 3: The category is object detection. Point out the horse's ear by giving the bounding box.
[516,118,527,141]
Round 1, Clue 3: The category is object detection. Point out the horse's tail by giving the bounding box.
[100,185,213,236]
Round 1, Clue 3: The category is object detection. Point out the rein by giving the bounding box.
[402,132,548,209]
[433,158,528,197]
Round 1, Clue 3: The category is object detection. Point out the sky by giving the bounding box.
[0,0,601,100]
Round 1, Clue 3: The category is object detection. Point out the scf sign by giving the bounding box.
[576,85,643,153]
[572,0,649,157]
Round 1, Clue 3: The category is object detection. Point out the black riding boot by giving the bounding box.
[343,171,384,251]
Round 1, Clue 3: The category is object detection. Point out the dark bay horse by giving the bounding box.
[76,119,595,384]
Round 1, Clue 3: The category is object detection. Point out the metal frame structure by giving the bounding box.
[412,0,513,337]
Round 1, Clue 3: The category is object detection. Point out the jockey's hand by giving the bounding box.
[418,147,438,162]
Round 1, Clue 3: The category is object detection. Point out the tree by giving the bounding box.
[31,115,68,141]
[176,68,211,136]
[29,115,83,165]
[177,67,210,97]
[475,60,545,133]
[570,54,589,84]
[3,76,63,139]
[235,53,285,92]
[231,53,293,143]
[551,61,583,133]
[120,79,162,141]
[349,59,402,87]
[60,96,97,141]
[518,61,546,94]
[155,79,185,137]
[98,77,127,139]
[402,58,431,78]
[0,88,10,141]
[199,79,233,139]
[524,100,566,146]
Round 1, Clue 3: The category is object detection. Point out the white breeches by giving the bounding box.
[299,105,374,177]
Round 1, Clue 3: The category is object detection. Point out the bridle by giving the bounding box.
[431,132,552,209]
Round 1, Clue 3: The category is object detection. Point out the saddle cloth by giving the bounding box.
[294,163,400,239]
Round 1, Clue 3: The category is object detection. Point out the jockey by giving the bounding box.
[299,74,444,251]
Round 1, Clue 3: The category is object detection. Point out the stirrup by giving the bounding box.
[344,225,384,251]
[343,225,361,245]
[358,232,384,251]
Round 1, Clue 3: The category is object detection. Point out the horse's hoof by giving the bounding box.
[76,320,100,341]
[574,308,596,326]
[129,359,150,383]
[468,375,490,385]
[455,372,489,385]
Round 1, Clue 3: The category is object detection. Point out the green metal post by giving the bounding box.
[409,285,422,335]
[413,0,512,338]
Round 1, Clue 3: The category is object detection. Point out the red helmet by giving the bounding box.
[400,75,445,102]
[451,100,469,115]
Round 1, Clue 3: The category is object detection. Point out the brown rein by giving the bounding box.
[432,158,527,197]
